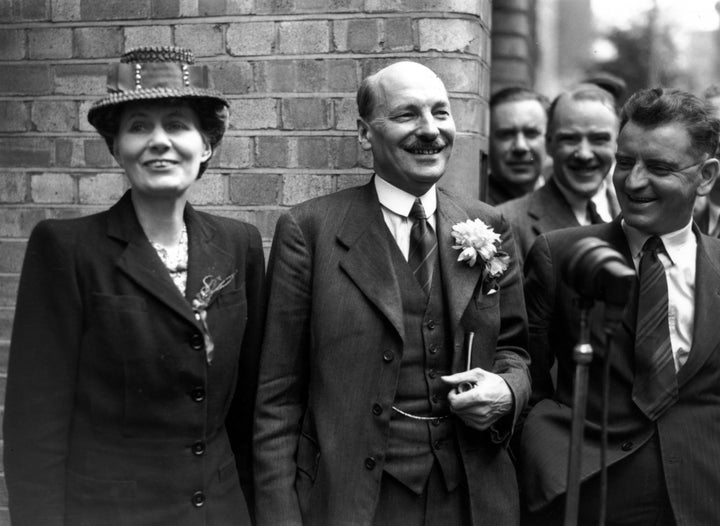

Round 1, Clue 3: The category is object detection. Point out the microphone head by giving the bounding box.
[561,237,635,305]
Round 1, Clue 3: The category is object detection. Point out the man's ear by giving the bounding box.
[697,157,720,197]
[357,117,373,151]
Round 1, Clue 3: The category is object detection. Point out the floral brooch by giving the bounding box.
[451,219,509,293]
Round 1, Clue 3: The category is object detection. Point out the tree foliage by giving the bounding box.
[591,13,683,101]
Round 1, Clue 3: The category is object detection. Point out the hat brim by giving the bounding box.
[87,87,228,130]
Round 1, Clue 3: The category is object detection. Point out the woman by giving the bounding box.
[3,46,264,526]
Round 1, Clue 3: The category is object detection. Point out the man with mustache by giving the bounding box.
[487,87,550,205]
[499,84,619,265]
[519,87,720,525]
[253,61,531,526]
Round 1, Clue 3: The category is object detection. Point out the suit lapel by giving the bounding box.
[184,205,235,304]
[338,182,405,340]
[528,179,579,235]
[107,191,197,326]
[436,191,483,338]
[678,233,720,385]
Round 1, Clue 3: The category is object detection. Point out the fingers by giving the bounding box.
[441,367,489,386]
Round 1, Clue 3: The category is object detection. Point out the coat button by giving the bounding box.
[382,350,394,363]
[429,345,439,355]
[364,457,376,470]
[428,369,437,379]
[433,440,442,450]
[621,441,634,451]
[372,403,383,416]
[191,386,206,402]
[191,491,205,507]
[189,332,204,351]
[427,320,436,330]
[191,441,206,456]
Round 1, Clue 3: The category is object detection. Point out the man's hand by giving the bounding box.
[441,368,513,431]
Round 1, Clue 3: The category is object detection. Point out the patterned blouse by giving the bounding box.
[150,224,189,295]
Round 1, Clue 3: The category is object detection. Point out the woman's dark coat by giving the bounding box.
[4,190,265,526]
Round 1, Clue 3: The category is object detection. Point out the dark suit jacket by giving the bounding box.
[694,204,720,237]
[4,190,265,526]
[519,219,720,525]
[253,180,532,526]
[497,178,579,265]
[486,173,529,206]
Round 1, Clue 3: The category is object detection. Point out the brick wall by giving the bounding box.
[0,0,491,521]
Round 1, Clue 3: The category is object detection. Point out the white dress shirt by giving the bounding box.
[622,220,696,370]
[556,177,616,226]
[374,176,437,261]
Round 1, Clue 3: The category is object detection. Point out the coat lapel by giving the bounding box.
[528,179,579,235]
[107,191,197,326]
[184,205,236,304]
[436,191,484,339]
[678,233,720,385]
[337,182,405,340]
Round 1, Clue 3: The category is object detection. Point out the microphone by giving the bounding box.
[561,237,635,306]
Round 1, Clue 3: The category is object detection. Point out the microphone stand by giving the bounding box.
[597,304,627,526]
[564,297,594,526]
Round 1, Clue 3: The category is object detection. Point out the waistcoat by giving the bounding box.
[383,241,462,494]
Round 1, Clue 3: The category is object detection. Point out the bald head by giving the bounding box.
[355,61,455,196]
[357,61,448,121]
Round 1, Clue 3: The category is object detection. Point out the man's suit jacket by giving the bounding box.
[497,178,579,264]
[4,190,265,526]
[694,204,720,237]
[486,173,527,206]
[253,179,531,526]
[519,218,720,525]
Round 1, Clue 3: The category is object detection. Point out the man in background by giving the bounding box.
[487,87,550,205]
[694,84,720,236]
[499,84,619,264]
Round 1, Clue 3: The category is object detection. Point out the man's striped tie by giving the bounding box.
[631,236,678,420]
[408,198,437,296]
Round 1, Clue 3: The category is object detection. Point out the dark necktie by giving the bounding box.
[408,198,437,296]
[632,236,678,420]
[586,199,604,224]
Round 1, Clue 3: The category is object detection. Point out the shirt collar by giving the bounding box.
[621,218,695,265]
[374,175,437,218]
[555,176,609,215]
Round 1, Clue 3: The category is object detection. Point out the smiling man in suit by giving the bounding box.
[520,87,720,525]
[499,84,619,265]
[253,61,531,526]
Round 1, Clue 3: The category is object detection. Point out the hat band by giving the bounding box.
[107,63,211,94]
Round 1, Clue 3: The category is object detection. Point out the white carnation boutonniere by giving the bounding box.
[451,219,510,294]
